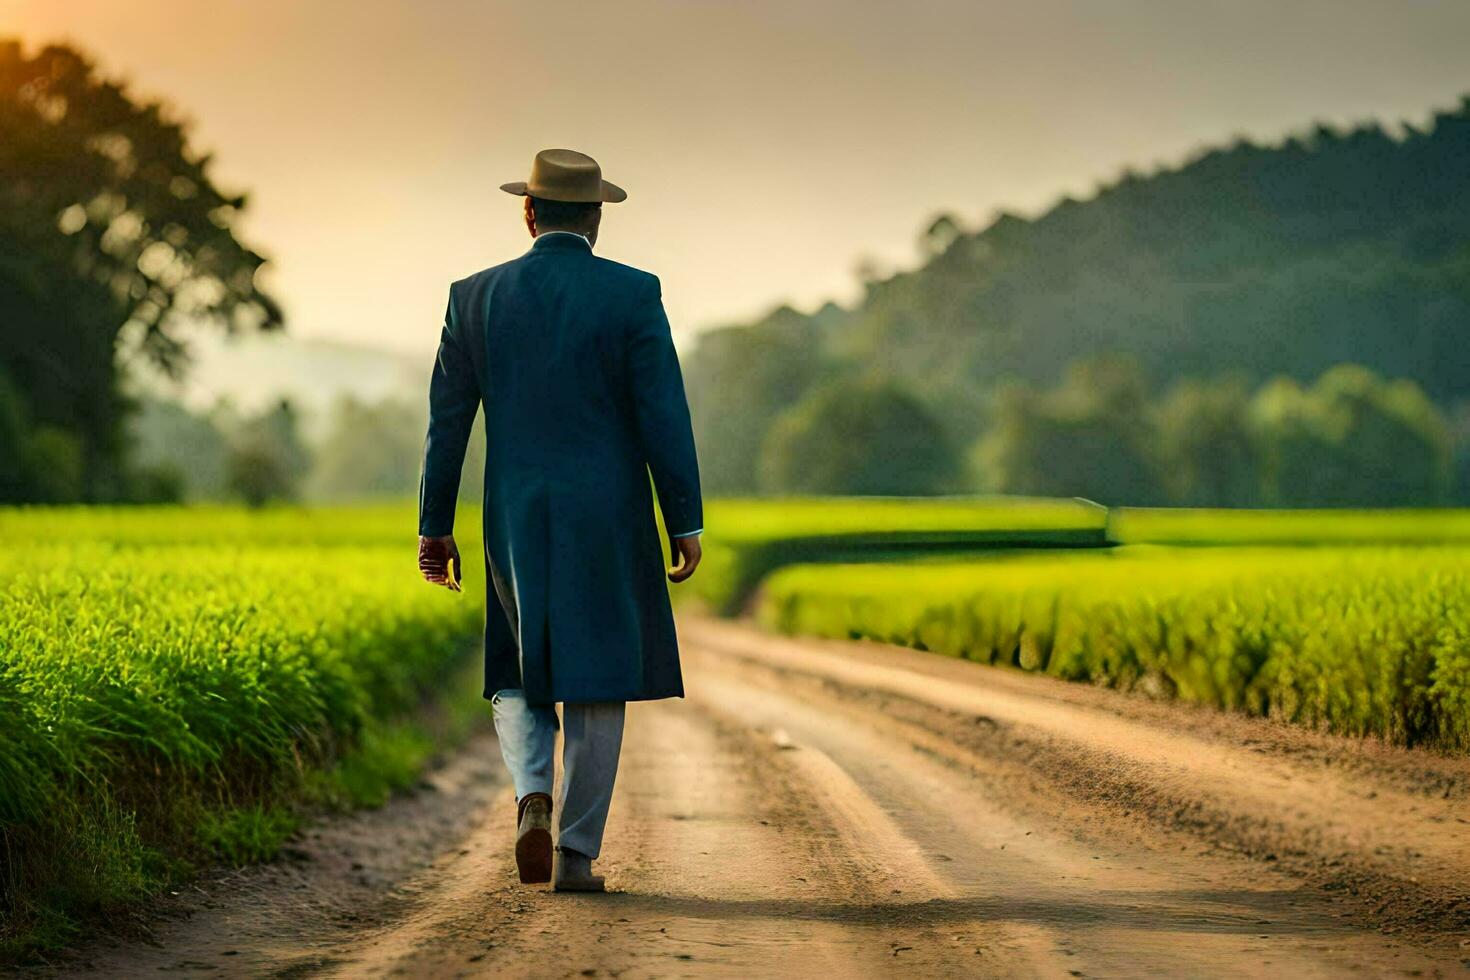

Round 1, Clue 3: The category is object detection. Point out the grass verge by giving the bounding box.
[1,652,488,962]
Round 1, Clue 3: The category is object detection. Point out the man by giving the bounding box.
[416,148,703,892]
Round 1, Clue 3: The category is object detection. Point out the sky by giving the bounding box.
[5,0,1470,361]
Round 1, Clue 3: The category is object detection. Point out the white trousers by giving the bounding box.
[490,689,625,859]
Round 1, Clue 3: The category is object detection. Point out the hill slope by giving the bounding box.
[688,97,1470,469]
[849,99,1470,410]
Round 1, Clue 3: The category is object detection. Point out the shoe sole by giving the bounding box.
[516,827,553,884]
[553,878,606,893]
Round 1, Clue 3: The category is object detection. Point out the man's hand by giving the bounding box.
[668,533,701,583]
[419,535,462,592]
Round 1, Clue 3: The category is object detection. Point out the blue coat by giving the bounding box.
[418,233,702,705]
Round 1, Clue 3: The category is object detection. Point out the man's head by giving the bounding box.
[524,196,602,246]
[501,149,625,249]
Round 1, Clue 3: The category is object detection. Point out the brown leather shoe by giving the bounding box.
[515,793,553,884]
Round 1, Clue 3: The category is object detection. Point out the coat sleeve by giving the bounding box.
[418,291,479,537]
[628,276,704,537]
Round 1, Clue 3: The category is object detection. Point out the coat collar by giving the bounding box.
[531,231,592,253]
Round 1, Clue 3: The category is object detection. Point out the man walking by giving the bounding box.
[416,149,703,892]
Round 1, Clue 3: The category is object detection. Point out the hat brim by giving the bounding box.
[499,179,627,204]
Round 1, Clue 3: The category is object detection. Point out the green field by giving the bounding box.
[0,505,483,952]
[690,501,1470,753]
[689,496,1109,613]
[759,545,1470,751]
[7,498,1470,955]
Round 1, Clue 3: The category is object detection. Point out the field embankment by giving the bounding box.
[687,496,1108,613]
[0,505,483,958]
[1108,506,1470,546]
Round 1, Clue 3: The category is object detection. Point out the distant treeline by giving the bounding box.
[687,98,1470,505]
[132,357,1451,511]
[127,394,485,507]
[5,35,1468,507]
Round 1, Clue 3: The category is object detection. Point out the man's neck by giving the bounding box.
[537,228,590,242]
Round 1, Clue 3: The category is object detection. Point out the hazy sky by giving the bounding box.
[5,1,1470,359]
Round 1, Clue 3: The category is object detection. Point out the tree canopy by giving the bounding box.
[683,304,837,494]
[974,358,1163,504]
[978,361,1450,507]
[834,105,1470,410]
[760,377,961,496]
[0,40,280,501]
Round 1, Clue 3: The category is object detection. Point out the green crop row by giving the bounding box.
[1108,507,1470,545]
[758,546,1470,751]
[0,507,483,954]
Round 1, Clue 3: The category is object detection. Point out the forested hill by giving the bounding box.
[854,99,1470,405]
[687,99,1470,417]
[685,97,1470,495]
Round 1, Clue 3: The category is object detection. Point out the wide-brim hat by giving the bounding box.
[500,148,627,204]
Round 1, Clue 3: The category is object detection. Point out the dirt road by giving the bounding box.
[44,618,1470,978]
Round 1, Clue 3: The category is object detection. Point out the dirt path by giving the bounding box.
[38,618,1470,978]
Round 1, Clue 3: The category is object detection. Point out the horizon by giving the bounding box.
[6,0,1470,361]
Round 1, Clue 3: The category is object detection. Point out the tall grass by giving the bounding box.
[0,506,483,955]
[760,546,1470,751]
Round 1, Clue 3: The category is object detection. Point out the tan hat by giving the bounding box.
[500,148,627,204]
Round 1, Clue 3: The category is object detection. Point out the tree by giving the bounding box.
[0,365,84,502]
[226,445,294,509]
[683,306,832,494]
[758,377,960,495]
[307,396,426,500]
[918,212,964,258]
[1153,376,1260,506]
[225,400,310,507]
[1449,400,1470,503]
[973,358,1163,504]
[126,395,232,500]
[0,40,280,501]
[306,394,488,503]
[1250,365,1451,506]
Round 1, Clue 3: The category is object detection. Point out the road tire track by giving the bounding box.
[34,617,1470,978]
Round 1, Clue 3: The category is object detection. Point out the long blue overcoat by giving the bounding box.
[417,233,702,705]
